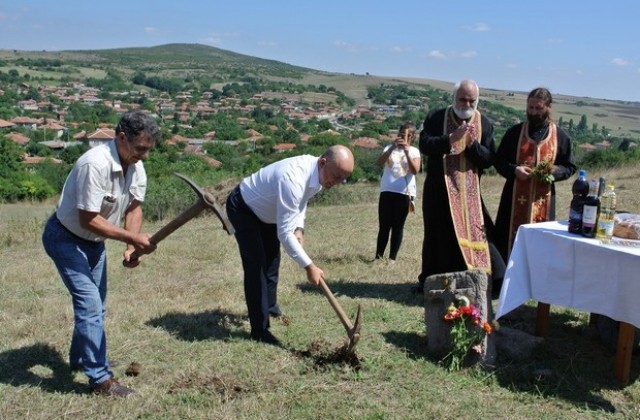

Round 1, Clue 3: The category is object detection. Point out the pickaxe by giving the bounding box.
[318,278,363,354]
[126,172,234,264]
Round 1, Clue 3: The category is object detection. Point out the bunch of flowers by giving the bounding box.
[442,296,492,371]
[531,159,555,184]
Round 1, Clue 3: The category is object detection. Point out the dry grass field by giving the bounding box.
[1,167,640,419]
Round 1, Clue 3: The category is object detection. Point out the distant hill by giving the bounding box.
[1,43,638,138]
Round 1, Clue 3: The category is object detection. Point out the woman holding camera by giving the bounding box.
[374,121,421,262]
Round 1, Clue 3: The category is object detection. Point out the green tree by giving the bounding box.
[0,137,24,177]
[59,144,89,164]
[317,119,333,131]
[577,115,588,133]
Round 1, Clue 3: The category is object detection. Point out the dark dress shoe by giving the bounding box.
[90,378,135,397]
[269,304,283,317]
[250,330,282,346]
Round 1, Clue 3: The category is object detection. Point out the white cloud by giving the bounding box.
[610,58,630,66]
[257,40,277,47]
[391,46,411,53]
[201,32,239,45]
[144,27,160,35]
[506,63,518,69]
[470,22,490,32]
[334,40,359,53]
[428,50,447,59]
[202,37,222,44]
[427,50,477,60]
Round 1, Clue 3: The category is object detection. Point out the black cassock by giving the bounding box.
[417,107,504,291]
[494,122,576,262]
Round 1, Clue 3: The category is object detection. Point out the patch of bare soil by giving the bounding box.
[125,361,141,376]
[169,374,249,402]
[293,338,361,370]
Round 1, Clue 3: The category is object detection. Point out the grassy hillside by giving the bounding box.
[1,43,638,138]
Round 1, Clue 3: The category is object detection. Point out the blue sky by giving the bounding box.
[1,1,638,102]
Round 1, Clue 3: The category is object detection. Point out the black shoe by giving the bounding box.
[411,283,424,295]
[250,330,282,346]
[269,304,283,317]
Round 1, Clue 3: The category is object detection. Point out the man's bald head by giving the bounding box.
[318,145,354,189]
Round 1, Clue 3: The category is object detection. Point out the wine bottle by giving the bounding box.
[568,169,589,234]
[581,179,600,238]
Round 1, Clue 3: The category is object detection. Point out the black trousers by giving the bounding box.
[226,186,281,334]
[375,191,410,260]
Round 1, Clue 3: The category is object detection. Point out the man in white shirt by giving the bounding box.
[42,110,160,397]
[226,145,354,345]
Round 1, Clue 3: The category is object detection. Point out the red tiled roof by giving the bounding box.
[23,155,62,164]
[40,121,67,130]
[351,137,380,149]
[6,132,30,145]
[11,116,40,124]
[0,119,15,128]
[273,143,297,152]
[88,128,115,139]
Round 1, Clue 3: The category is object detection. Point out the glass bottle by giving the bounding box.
[596,184,616,241]
[568,169,589,234]
[581,179,600,238]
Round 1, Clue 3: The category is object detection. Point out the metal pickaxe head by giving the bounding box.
[346,303,363,354]
[174,173,235,235]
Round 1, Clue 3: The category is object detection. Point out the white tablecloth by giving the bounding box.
[496,221,640,327]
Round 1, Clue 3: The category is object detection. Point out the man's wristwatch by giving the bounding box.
[294,227,305,234]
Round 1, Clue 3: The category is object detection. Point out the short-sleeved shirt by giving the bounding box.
[379,145,420,197]
[55,140,147,242]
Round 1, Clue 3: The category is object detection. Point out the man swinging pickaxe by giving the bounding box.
[125,173,234,264]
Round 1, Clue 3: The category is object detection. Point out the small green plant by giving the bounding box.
[531,159,555,184]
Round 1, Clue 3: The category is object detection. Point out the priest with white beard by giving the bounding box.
[412,79,505,298]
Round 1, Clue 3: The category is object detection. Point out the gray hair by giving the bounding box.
[115,110,161,144]
[452,80,480,102]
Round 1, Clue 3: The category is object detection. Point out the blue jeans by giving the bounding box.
[42,215,112,386]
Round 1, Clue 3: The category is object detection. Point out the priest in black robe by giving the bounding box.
[414,80,504,297]
[494,87,576,263]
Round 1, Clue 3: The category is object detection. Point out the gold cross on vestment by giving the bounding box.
[517,195,528,205]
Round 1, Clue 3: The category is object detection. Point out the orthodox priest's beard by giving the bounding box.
[453,105,476,120]
[527,111,550,127]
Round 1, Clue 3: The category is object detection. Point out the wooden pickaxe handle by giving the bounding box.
[318,278,354,332]
[124,172,234,266]
[128,201,205,262]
